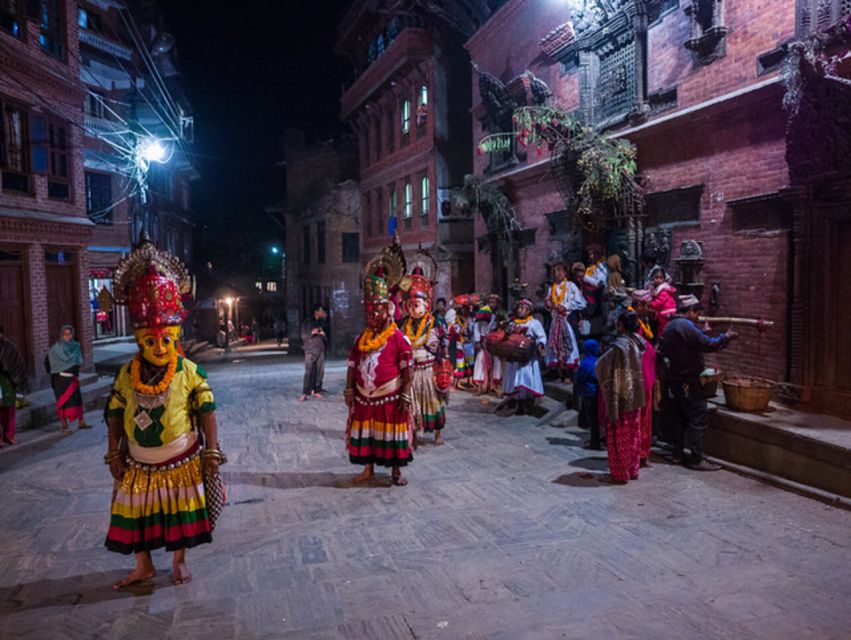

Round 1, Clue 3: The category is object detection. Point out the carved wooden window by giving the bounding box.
[595,42,637,124]
[797,0,851,36]
[420,175,429,226]
[0,0,23,37]
[401,99,411,135]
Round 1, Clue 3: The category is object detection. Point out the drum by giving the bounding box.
[433,359,453,393]
[485,330,537,364]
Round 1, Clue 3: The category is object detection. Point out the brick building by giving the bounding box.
[0,0,93,388]
[336,0,479,300]
[283,133,362,356]
[465,0,851,416]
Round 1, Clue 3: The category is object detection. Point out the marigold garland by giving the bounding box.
[512,315,533,325]
[550,281,567,307]
[403,315,433,349]
[357,322,398,353]
[130,353,178,395]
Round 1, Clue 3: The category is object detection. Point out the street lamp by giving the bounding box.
[132,136,173,243]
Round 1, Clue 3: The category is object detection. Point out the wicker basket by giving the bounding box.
[722,376,776,413]
[699,370,723,398]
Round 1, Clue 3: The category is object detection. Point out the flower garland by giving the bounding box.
[512,315,532,325]
[550,281,567,307]
[403,315,434,349]
[131,353,178,396]
[357,322,397,353]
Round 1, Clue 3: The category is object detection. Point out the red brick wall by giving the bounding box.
[633,88,790,381]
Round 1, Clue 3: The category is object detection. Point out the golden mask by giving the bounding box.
[134,326,180,366]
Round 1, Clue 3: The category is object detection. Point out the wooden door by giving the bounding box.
[46,263,76,343]
[0,254,29,369]
[834,221,851,392]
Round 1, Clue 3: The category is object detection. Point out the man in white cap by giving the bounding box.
[659,295,737,471]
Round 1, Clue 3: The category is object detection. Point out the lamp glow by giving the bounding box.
[139,138,167,164]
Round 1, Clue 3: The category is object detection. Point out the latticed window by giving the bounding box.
[594,43,637,125]
[39,0,65,60]
[46,117,70,199]
[797,0,851,35]
[85,172,113,224]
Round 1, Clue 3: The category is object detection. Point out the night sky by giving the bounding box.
[161,0,352,219]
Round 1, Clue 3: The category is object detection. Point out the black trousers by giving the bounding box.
[577,393,601,447]
[303,351,326,395]
[667,380,708,463]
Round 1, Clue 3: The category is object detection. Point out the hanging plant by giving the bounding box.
[477,106,641,231]
[454,174,520,237]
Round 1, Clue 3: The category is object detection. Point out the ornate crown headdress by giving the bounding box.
[399,246,438,301]
[113,238,191,329]
[362,235,406,304]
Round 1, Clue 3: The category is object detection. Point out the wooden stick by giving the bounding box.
[698,316,775,328]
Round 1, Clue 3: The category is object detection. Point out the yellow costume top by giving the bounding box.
[105,356,215,448]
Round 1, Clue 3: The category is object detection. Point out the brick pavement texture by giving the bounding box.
[1,358,850,639]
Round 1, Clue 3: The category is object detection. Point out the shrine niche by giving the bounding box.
[472,61,553,172]
[683,0,728,67]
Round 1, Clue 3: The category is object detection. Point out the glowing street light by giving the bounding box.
[271,246,280,255]
[140,138,167,163]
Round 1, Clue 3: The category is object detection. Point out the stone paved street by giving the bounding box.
[1,357,850,640]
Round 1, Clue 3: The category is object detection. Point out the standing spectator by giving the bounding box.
[46,325,90,432]
[500,298,547,416]
[650,267,677,337]
[275,315,287,348]
[544,262,583,381]
[0,326,28,446]
[299,304,328,401]
[659,295,737,470]
[595,312,646,484]
[575,339,601,450]
[251,318,260,345]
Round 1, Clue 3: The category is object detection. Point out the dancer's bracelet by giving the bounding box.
[103,450,122,464]
[343,387,353,397]
[201,448,226,462]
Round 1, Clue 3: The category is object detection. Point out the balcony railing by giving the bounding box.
[84,114,126,137]
[79,29,133,61]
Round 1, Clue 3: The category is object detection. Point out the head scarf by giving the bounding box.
[583,339,600,358]
[48,325,83,374]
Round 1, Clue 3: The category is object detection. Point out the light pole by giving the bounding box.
[132,137,173,244]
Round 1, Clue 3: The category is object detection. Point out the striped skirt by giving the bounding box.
[346,390,413,467]
[105,442,212,555]
[411,362,445,433]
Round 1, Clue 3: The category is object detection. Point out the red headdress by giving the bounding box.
[362,235,406,306]
[113,238,191,329]
[400,247,437,311]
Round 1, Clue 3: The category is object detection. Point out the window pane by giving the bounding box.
[404,182,412,218]
[401,100,410,133]
[419,85,428,106]
[421,177,429,214]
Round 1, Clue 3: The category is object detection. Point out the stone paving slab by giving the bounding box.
[1,357,850,639]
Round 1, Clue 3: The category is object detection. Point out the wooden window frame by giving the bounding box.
[39,0,67,62]
[420,174,430,226]
[0,97,33,194]
[85,170,113,223]
[0,0,25,39]
[46,115,71,200]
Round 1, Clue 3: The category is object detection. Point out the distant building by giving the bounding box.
[282,132,362,356]
[336,0,481,300]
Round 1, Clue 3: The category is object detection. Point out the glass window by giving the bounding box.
[404,180,413,219]
[389,187,397,219]
[1,100,30,193]
[85,172,113,224]
[266,281,277,292]
[420,176,429,216]
[255,281,263,291]
[419,85,428,106]
[78,6,101,31]
[401,100,411,134]
[0,0,23,38]
[39,0,66,61]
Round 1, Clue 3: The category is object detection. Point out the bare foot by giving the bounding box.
[353,467,374,484]
[313,392,323,399]
[434,433,444,446]
[298,394,307,402]
[172,561,192,585]
[113,564,156,590]
[391,469,408,486]
[3,436,14,445]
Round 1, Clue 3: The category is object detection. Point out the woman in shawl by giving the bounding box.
[46,325,90,432]
[595,311,647,484]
